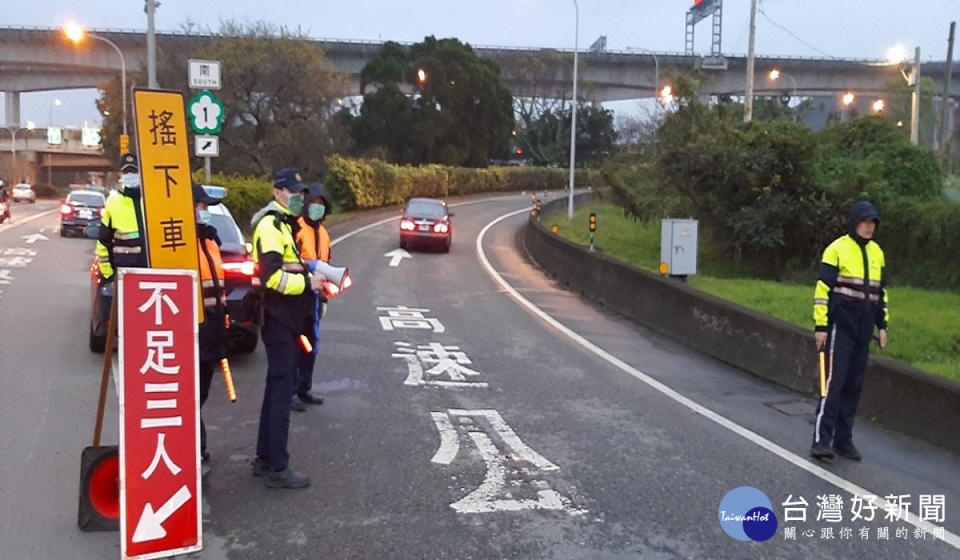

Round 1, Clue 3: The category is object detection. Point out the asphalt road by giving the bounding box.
[1,193,958,559]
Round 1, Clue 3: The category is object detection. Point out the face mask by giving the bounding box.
[197,210,212,225]
[120,173,140,188]
[287,193,304,215]
[308,203,326,221]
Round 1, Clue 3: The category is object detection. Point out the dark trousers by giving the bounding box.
[198,360,216,454]
[297,329,318,397]
[814,324,871,447]
[257,316,297,471]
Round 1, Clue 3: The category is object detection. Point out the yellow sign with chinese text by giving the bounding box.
[133,89,204,322]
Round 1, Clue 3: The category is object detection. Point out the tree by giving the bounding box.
[97,21,351,177]
[349,36,515,167]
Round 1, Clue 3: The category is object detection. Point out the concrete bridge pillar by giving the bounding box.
[4,91,21,127]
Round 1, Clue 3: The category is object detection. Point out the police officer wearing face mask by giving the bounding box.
[291,184,332,411]
[96,153,147,282]
[250,168,322,489]
[194,183,228,465]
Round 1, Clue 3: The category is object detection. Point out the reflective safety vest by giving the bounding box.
[252,201,313,329]
[295,218,331,262]
[814,234,889,336]
[96,188,146,279]
[197,237,226,310]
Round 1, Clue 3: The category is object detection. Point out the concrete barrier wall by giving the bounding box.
[526,195,960,454]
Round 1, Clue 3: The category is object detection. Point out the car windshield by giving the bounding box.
[68,193,105,207]
[209,212,242,245]
[406,200,446,217]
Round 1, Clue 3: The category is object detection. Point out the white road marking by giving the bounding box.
[475,207,960,550]
[430,408,576,514]
[22,233,48,244]
[0,208,58,233]
[384,248,411,267]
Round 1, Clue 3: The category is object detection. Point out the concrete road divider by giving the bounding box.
[524,194,960,455]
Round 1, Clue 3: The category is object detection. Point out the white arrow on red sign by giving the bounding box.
[132,485,192,543]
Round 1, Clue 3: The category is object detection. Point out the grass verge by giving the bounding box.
[554,202,960,382]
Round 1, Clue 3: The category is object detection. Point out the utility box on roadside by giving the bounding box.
[660,219,698,277]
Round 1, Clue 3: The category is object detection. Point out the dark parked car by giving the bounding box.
[88,190,260,353]
[60,190,106,237]
[399,197,453,252]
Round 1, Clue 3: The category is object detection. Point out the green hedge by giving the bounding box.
[202,158,603,231]
[324,155,601,210]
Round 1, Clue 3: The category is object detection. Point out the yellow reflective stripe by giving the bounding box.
[814,279,830,327]
[277,271,289,293]
[113,246,142,254]
[281,263,305,272]
[114,231,140,240]
[834,286,865,299]
[814,299,828,306]
[96,240,110,259]
[201,279,216,288]
[203,297,219,306]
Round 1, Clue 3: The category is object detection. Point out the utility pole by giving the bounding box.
[744,0,758,123]
[146,0,159,88]
[939,22,955,160]
[910,46,921,146]
[567,0,579,221]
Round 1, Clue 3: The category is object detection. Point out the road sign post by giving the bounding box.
[133,88,204,322]
[118,268,201,559]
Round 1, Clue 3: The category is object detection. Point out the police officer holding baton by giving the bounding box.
[250,169,324,488]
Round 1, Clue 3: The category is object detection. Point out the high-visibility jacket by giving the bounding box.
[814,234,888,341]
[296,217,331,263]
[197,223,228,362]
[251,201,313,330]
[96,188,146,279]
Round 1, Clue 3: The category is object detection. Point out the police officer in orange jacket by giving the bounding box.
[291,184,331,410]
[194,183,228,463]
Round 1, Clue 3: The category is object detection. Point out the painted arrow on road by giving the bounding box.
[131,485,192,543]
[384,248,412,268]
[22,233,48,244]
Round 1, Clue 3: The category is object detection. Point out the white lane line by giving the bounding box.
[0,208,59,233]
[475,207,960,550]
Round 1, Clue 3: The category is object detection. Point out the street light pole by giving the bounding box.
[910,46,921,146]
[146,0,159,88]
[744,0,758,123]
[567,0,579,221]
[3,127,20,182]
[66,27,128,136]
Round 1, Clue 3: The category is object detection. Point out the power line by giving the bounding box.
[757,3,836,59]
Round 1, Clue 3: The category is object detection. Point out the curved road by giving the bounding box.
[0,194,958,559]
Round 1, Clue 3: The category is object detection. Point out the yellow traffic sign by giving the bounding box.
[133,89,204,321]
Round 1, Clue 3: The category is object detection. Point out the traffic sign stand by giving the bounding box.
[78,296,121,532]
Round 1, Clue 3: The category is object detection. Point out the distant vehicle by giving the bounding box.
[60,190,106,237]
[399,197,453,252]
[87,189,261,353]
[12,183,36,203]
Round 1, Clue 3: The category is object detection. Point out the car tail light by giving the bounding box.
[99,207,105,217]
[222,259,256,277]
[433,222,449,233]
[60,203,73,216]
[400,219,416,231]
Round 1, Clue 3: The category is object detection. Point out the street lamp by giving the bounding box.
[887,44,921,145]
[627,46,660,117]
[2,122,35,183]
[49,98,62,127]
[872,98,886,114]
[416,67,428,85]
[767,68,797,101]
[567,0,579,221]
[658,84,674,105]
[841,91,855,121]
[64,23,128,138]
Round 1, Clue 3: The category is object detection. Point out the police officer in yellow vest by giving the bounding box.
[811,201,889,462]
[96,153,147,280]
[194,183,228,464]
[291,184,332,411]
[250,168,323,489]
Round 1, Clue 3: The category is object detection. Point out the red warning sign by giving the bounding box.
[118,268,201,559]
